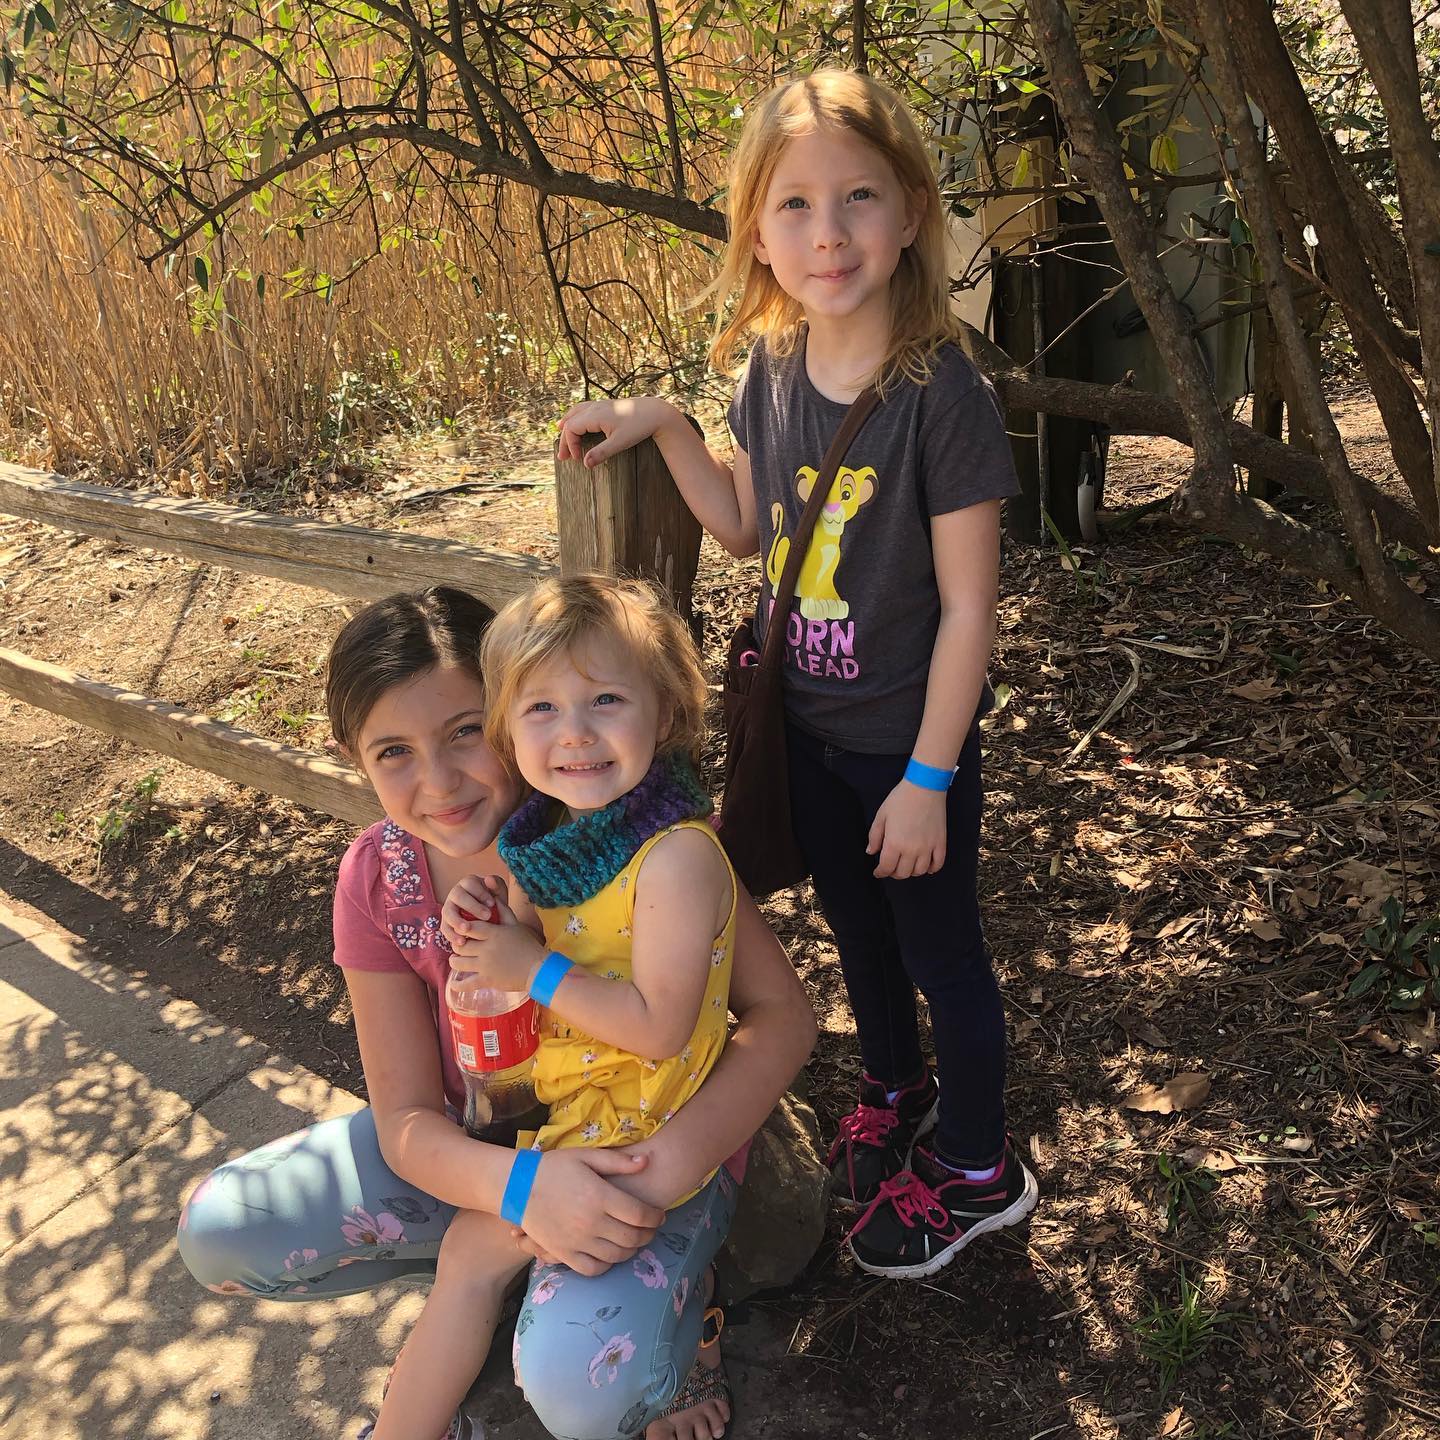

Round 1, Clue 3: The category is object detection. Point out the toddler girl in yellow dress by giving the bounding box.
[454,573,737,1194]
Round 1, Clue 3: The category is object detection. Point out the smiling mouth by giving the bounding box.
[556,761,614,775]
[815,267,858,281]
[428,800,480,824]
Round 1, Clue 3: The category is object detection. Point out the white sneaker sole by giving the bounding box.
[849,1161,1040,1279]
[830,1096,940,1209]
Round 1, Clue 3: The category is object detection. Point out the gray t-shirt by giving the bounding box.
[727,334,1020,753]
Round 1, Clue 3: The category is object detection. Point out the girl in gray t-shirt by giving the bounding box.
[558,68,1038,1282]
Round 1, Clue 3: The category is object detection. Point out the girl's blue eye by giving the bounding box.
[781,196,807,210]
[377,744,407,761]
[526,700,556,714]
[454,722,483,739]
[849,187,874,201]
[594,693,622,706]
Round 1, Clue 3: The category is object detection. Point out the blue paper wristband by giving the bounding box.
[500,1148,542,1225]
[529,951,574,1007]
[904,757,956,792]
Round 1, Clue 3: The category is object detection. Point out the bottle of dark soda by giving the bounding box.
[445,900,543,1145]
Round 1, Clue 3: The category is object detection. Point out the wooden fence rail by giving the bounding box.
[0,462,555,610]
[0,648,382,825]
[0,439,701,823]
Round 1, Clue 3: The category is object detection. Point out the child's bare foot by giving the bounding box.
[645,1267,730,1440]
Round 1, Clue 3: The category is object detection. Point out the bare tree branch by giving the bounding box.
[98,119,725,264]
[642,0,685,199]
[1325,134,1417,330]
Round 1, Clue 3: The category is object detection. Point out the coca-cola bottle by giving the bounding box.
[445,902,545,1145]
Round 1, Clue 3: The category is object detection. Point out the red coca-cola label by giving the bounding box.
[449,998,538,1074]
[456,903,497,924]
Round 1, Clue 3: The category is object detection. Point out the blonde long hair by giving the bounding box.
[707,69,963,391]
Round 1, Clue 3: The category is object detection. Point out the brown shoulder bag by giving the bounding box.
[718,387,881,897]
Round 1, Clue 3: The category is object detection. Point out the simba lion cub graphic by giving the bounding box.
[765,463,877,620]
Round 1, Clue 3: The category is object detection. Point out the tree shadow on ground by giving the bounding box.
[0,903,418,1440]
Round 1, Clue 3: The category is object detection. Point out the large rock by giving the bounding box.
[718,1091,830,1303]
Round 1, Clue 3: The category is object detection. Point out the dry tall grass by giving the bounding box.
[0,28,732,488]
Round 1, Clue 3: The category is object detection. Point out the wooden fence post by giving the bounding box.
[554,434,702,625]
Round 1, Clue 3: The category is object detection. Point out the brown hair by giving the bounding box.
[707,69,964,392]
[480,574,707,772]
[325,587,497,757]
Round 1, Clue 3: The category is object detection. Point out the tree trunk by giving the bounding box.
[1338,0,1440,531]
[1250,306,1284,499]
[1221,0,1437,530]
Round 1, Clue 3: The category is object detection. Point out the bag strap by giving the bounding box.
[761,385,881,667]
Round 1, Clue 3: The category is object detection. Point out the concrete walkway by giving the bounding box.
[0,888,848,1440]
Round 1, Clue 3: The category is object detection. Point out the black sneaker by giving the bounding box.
[847,1138,1039,1279]
[828,1070,939,1206]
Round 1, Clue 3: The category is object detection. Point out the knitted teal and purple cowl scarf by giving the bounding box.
[497,752,712,910]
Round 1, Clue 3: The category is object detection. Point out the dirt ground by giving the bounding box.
[2,392,1438,1440]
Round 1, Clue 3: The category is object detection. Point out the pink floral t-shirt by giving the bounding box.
[333,818,467,1112]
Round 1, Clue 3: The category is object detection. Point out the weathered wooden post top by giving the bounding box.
[553,433,703,626]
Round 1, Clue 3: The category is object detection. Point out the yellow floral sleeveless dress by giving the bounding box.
[520,820,736,1200]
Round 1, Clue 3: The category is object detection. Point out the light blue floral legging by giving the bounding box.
[177,1108,737,1440]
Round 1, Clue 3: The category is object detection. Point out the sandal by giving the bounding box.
[653,1302,732,1439]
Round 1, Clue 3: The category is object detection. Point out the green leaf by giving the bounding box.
[1149,133,1179,175]
[1403,919,1437,951]
[0,53,13,93]
[1337,111,1377,134]
[255,272,265,301]
[1348,963,1387,998]
[33,3,55,34]
[193,255,209,292]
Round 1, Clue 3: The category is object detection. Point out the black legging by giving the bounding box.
[786,721,1007,1169]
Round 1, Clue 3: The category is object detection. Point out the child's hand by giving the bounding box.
[439,873,502,946]
[556,396,673,468]
[514,1149,663,1274]
[442,876,546,992]
[867,782,948,880]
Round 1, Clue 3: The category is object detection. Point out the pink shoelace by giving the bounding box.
[828,1102,899,1165]
[849,1169,954,1240]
